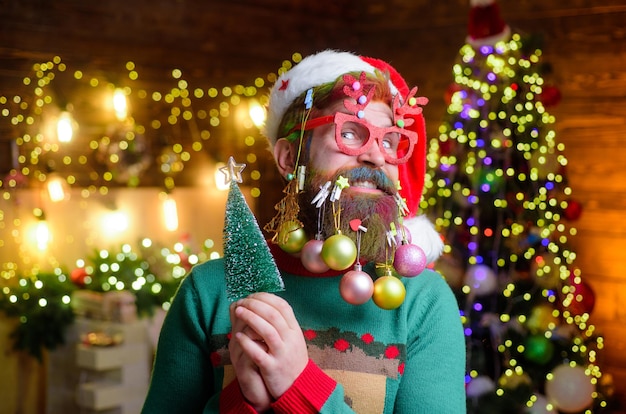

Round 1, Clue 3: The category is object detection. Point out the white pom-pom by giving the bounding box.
[402,215,444,264]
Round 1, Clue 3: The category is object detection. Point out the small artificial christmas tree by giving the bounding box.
[221,157,284,301]
[423,1,609,412]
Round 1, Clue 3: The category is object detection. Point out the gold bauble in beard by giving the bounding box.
[321,233,357,271]
[372,275,406,310]
[277,220,308,253]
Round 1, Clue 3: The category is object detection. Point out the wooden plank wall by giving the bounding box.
[0,0,625,411]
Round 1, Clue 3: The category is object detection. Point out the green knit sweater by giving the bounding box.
[142,245,466,413]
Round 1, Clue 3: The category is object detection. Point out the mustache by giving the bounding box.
[334,166,397,195]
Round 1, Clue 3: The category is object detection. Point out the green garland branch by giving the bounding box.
[0,271,76,361]
[0,238,205,360]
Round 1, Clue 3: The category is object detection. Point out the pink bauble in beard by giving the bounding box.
[340,267,374,305]
[393,243,427,277]
[300,239,330,273]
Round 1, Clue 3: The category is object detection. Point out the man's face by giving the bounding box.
[306,100,400,185]
[299,100,402,263]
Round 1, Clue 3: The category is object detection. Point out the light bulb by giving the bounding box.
[47,175,67,202]
[36,220,50,251]
[248,100,266,127]
[57,111,74,142]
[113,88,128,121]
[163,197,179,231]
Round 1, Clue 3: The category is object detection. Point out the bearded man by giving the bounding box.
[143,50,466,414]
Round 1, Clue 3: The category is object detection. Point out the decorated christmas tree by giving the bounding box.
[221,157,284,301]
[423,1,609,412]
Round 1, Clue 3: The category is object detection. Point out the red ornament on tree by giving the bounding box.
[563,199,583,221]
[444,83,462,105]
[538,85,562,108]
[568,280,596,316]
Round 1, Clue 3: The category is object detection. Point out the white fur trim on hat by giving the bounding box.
[403,215,444,264]
[262,50,399,145]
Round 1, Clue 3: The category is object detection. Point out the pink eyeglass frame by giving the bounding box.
[287,111,417,165]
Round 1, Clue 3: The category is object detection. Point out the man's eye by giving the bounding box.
[382,133,399,151]
[339,122,369,146]
[341,131,359,141]
[340,129,367,147]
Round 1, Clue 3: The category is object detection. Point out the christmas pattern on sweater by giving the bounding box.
[210,326,406,412]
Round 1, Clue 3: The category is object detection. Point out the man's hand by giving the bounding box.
[232,292,309,399]
[229,301,272,412]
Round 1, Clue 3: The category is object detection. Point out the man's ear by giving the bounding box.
[273,138,297,177]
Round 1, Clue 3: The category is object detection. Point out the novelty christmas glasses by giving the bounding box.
[289,112,416,165]
[286,71,427,165]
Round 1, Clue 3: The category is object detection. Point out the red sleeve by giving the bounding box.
[271,359,337,414]
[219,377,259,413]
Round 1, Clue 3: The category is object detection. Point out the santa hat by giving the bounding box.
[466,0,511,47]
[263,50,443,263]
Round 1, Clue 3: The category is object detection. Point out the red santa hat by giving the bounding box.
[466,0,511,47]
[263,50,443,263]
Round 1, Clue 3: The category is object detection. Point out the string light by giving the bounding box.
[0,53,309,277]
[161,194,179,232]
[46,174,68,202]
[35,219,50,251]
[248,100,266,127]
[113,88,128,121]
[56,111,75,143]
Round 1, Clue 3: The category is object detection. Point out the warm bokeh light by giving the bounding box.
[214,162,230,191]
[35,220,51,251]
[56,111,75,143]
[113,88,128,121]
[102,210,129,235]
[162,196,179,232]
[47,175,68,202]
[248,100,266,127]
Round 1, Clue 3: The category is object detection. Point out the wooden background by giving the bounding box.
[1,0,625,411]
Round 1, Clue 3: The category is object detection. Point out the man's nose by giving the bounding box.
[356,137,386,168]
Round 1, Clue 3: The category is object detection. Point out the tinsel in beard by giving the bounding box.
[299,166,400,263]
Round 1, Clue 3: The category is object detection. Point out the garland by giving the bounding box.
[0,271,75,361]
[0,239,201,360]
